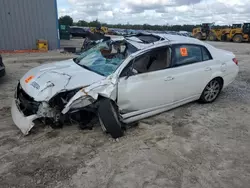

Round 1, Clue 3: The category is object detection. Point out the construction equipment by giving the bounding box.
[90,26,109,35]
[217,24,241,42]
[193,23,250,43]
[192,23,218,40]
[226,23,250,43]
[207,28,222,41]
[219,28,231,41]
[232,24,242,29]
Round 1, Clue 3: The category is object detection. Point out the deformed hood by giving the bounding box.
[20,59,105,101]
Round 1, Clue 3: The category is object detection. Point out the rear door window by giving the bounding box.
[173,45,202,67]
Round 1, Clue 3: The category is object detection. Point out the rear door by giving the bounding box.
[169,44,216,102]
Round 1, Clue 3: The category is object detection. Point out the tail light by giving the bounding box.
[233,58,238,66]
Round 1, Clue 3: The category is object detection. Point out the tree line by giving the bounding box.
[59,15,230,32]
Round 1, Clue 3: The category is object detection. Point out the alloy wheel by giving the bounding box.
[203,80,221,102]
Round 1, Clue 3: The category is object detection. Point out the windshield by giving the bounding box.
[75,40,137,76]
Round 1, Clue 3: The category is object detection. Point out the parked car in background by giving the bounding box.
[69,26,89,38]
[107,29,119,35]
[179,31,193,37]
[0,55,5,78]
[116,29,127,36]
[11,33,239,138]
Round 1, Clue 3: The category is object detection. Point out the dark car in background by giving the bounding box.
[0,55,5,78]
[69,26,89,38]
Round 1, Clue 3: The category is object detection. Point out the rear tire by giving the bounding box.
[199,78,223,103]
[233,34,243,43]
[97,99,124,139]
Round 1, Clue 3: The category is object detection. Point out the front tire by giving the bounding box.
[199,78,223,103]
[97,99,124,139]
[233,34,243,43]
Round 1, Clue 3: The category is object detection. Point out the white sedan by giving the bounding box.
[11,33,239,138]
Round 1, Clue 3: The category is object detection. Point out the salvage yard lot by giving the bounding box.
[0,41,250,188]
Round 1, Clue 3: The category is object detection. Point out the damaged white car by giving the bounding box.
[11,33,239,138]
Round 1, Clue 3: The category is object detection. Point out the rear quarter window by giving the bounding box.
[202,46,213,61]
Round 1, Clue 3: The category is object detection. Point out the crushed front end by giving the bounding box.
[12,83,40,135]
[11,82,100,135]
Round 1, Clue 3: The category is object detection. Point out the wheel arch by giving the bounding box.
[199,76,224,103]
[209,76,224,88]
[233,32,243,37]
[202,74,224,93]
[214,76,224,87]
[232,33,243,42]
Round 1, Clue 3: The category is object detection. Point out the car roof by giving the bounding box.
[123,33,204,50]
[156,33,203,44]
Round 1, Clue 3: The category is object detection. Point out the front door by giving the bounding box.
[117,46,174,114]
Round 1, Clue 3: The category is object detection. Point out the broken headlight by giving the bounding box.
[48,88,82,110]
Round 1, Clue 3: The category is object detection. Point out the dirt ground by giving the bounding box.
[0,42,250,188]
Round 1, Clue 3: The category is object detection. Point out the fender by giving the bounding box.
[62,78,117,114]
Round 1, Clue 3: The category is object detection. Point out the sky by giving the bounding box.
[57,0,250,25]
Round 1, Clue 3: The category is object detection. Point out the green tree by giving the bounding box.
[76,20,88,27]
[88,19,101,27]
[58,15,232,32]
[59,15,73,26]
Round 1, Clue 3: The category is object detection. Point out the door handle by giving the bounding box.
[204,67,212,71]
[164,76,174,81]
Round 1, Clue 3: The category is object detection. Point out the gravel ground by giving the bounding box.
[0,42,250,188]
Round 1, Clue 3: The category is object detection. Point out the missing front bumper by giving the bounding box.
[11,99,38,135]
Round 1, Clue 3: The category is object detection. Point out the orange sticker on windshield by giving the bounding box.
[25,76,34,83]
[180,48,188,56]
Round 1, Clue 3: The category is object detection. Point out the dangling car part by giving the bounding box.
[81,32,111,52]
[11,33,238,138]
